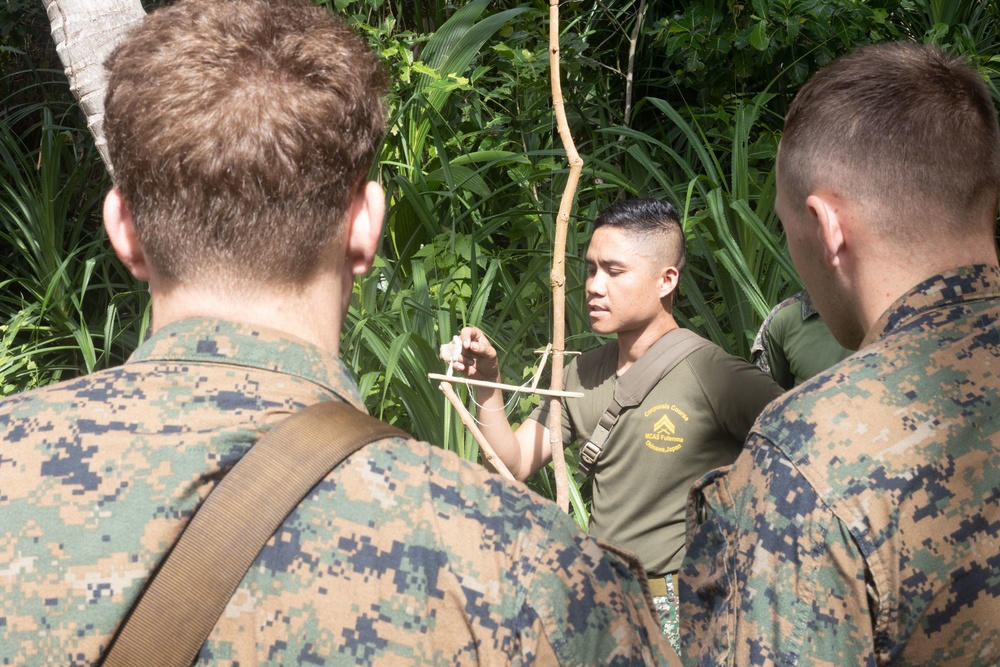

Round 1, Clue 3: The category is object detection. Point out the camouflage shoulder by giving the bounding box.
[751,290,808,361]
[680,434,875,666]
[367,438,676,665]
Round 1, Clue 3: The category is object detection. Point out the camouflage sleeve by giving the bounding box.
[762,324,794,390]
[524,510,681,666]
[750,319,770,375]
[678,434,876,666]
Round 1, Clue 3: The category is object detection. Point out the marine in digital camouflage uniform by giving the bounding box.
[680,43,1000,666]
[1,318,672,665]
[0,1,676,664]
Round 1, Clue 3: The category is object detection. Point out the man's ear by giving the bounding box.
[658,265,680,300]
[805,193,846,269]
[103,188,150,281]
[345,180,386,276]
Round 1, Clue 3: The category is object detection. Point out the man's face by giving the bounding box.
[585,225,668,336]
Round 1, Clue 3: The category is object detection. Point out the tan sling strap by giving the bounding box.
[578,328,713,475]
[101,400,408,667]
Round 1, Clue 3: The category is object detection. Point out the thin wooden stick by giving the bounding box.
[547,0,585,513]
[530,344,552,391]
[622,0,647,130]
[438,382,516,481]
[428,373,583,399]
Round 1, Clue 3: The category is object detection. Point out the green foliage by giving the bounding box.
[4,0,1000,513]
[649,0,901,107]
[0,105,148,394]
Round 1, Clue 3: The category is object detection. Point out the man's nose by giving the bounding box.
[587,273,606,296]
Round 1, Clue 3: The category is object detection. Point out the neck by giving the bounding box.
[616,313,679,373]
[147,275,346,355]
[854,239,999,339]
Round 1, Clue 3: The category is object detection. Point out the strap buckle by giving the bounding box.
[580,439,601,465]
[578,439,602,475]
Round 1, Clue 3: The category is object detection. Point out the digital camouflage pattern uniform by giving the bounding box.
[0,318,677,666]
[680,265,1000,666]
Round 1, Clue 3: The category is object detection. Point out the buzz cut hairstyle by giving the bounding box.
[104,0,388,288]
[778,42,1000,238]
[593,198,686,276]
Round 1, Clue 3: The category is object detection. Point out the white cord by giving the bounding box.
[470,373,537,425]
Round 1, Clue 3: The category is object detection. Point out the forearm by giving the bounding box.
[454,326,550,480]
[473,384,547,481]
[472,384,523,474]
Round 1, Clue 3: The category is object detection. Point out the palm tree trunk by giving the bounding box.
[42,0,145,175]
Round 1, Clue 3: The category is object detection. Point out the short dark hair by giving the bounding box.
[593,198,685,275]
[104,0,388,288]
[779,42,1000,238]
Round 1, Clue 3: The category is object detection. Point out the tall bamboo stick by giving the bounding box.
[547,0,584,513]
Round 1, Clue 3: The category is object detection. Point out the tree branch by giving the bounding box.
[623,0,647,128]
[438,382,516,481]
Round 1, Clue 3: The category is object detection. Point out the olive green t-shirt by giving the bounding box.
[532,336,783,576]
[765,305,853,390]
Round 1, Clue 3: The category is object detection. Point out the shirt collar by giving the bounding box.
[798,291,819,320]
[127,318,366,410]
[861,264,1000,348]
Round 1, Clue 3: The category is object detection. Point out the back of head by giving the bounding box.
[104,0,388,288]
[779,42,1000,240]
[593,198,686,275]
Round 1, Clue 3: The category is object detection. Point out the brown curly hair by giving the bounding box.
[104,0,388,287]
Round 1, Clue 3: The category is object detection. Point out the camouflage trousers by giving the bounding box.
[652,573,680,655]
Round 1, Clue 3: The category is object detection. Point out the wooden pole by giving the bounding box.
[437,382,516,481]
[547,0,584,513]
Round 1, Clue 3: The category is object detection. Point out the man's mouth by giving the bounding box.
[589,303,608,315]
